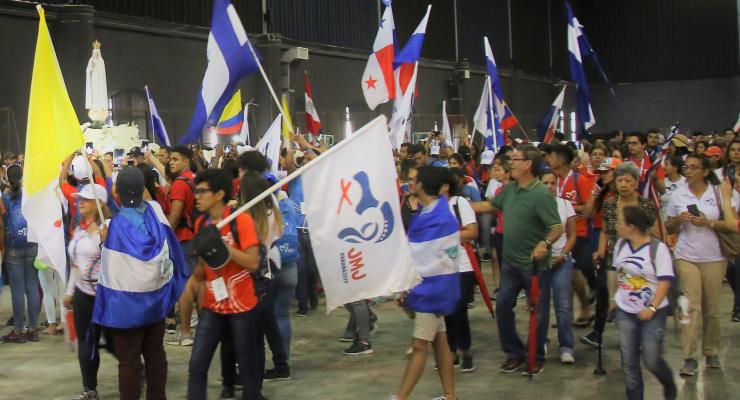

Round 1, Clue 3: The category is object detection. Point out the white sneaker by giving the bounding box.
[560,352,575,364]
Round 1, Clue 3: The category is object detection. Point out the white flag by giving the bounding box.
[302,116,416,312]
[239,103,250,145]
[472,77,493,144]
[255,115,282,176]
[441,100,453,148]
[389,63,418,149]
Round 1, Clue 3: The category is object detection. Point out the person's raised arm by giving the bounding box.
[59,153,74,187]
[146,150,167,182]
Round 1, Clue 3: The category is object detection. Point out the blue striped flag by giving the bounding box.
[145,85,170,146]
[179,0,260,144]
[405,197,460,315]
[566,1,595,131]
[93,202,189,328]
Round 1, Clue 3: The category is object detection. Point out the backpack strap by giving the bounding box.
[649,236,660,273]
[228,207,241,247]
[451,196,463,226]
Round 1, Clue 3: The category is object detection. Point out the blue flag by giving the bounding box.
[145,85,170,146]
[565,1,595,131]
[179,0,260,144]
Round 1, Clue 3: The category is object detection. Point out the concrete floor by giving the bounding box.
[0,273,738,400]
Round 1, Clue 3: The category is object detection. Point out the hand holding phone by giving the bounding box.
[85,142,94,156]
[686,204,701,217]
[141,140,150,154]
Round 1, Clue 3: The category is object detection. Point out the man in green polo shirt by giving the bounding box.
[472,145,563,376]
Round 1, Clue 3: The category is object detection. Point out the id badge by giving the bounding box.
[210,277,228,302]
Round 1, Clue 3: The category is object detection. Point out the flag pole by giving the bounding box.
[246,40,294,134]
[216,115,387,229]
[144,85,156,145]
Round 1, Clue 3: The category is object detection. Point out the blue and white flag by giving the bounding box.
[536,86,566,143]
[406,197,460,315]
[473,77,496,150]
[93,202,189,328]
[179,0,260,144]
[145,85,170,146]
[566,1,595,131]
[484,37,517,138]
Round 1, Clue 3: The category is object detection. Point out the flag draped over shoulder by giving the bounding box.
[145,85,171,146]
[93,202,188,328]
[179,0,260,144]
[405,197,460,315]
[302,116,416,312]
[22,5,85,280]
[536,86,566,143]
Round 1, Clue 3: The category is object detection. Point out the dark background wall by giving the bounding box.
[0,0,737,152]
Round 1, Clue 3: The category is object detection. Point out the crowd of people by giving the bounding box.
[0,125,738,400]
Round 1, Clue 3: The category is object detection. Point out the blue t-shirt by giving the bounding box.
[3,192,32,249]
[288,177,307,228]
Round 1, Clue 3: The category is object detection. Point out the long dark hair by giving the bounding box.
[239,171,283,242]
[686,154,721,185]
[622,205,655,234]
[6,164,22,195]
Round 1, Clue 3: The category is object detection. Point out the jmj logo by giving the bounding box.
[335,171,395,244]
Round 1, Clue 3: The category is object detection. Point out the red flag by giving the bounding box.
[304,71,321,144]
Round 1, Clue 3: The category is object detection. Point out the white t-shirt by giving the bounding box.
[553,197,576,257]
[660,176,686,218]
[485,179,503,200]
[612,238,674,314]
[448,196,477,273]
[666,183,738,263]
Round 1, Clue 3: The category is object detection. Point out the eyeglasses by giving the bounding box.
[194,188,213,195]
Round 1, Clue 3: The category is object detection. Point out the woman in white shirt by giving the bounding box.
[610,205,676,400]
[63,184,110,400]
[665,154,737,375]
[540,171,577,364]
[442,171,479,373]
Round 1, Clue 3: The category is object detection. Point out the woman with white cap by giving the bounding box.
[63,183,110,400]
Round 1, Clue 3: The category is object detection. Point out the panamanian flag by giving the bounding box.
[93,202,189,328]
[405,197,460,315]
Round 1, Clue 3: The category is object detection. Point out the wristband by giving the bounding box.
[647,304,657,313]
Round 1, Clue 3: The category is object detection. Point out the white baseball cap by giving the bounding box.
[480,149,495,165]
[70,155,91,179]
[72,184,108,203]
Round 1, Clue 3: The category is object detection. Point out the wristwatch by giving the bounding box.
[544,239,553,248]
[647,304,657,313]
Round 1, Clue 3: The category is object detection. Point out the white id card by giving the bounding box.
[210,277,228,302]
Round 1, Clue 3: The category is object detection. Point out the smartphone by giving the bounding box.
[687,204,701,217]
[725,163,736,188]
[113,148,124,168]
[141,139,150,153]
[85,142,94,155]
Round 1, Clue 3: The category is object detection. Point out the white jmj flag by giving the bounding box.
[302,116,416,312]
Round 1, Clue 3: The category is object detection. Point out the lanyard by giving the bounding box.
[557,171,572,198]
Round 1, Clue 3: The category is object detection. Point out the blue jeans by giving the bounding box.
[188,308,264,400]
[5,245,40,332]
[496,260,551,362]
[551,256,575,354]
[273,261,298,357]
[617,308,677,400]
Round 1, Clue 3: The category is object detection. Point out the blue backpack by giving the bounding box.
[3,193,29,248]
[275,196,301,263]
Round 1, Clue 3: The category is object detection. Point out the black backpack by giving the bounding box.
[616,237,680,316]
[196,209,273,303]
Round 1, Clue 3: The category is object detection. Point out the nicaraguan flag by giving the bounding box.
[536,86,566,143]
[179,0,260,144]
[145,85,170,146]
[565,1,595,131]
[93,202,189,328]
[405,197,460,315]
[484,37,517,138]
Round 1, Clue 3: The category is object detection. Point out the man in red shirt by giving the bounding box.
[166,146,198,345]
[626,131,666,196]
[546,144,598,322]
[186,169,266,400]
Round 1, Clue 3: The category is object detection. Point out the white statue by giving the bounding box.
[85,40,108,122]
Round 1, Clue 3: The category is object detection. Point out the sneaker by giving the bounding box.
[73,388,99,400]
[467,299,475,309]
[732,309,740,322]
[521,363,544,376]
[339,326,355,342]
[580,331,603,348]
[263,368,291,381]
[679,358,698,376]
[296,308,308,317]
[560,353,575,365]
[1,331,27,344]
[166,322,177,334]
[25,329,39,342]
[706,355,721,369]
[481,253,492,262]
[343,339,373,355]
[498,357,525,373]
[461,355,475,372]
[220,385,235,400]
[165,331,193,346]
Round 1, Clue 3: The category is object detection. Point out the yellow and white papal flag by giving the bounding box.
[22,5,85,280]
